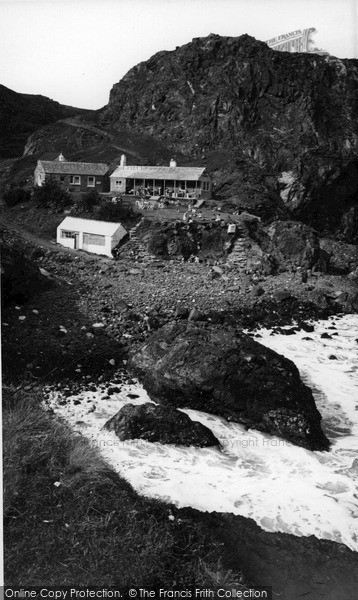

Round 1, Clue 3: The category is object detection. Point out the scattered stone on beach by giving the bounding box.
[273,290,293,302]
[92,322,105,329]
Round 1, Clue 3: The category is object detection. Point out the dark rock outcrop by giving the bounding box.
[129,322,330,451]
[266,220,316,266]
[104,402,220,447]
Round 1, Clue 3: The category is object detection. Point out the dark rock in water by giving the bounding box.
[104,402,220,447]
[321,332,332,339]
[129,322,330,451]
[329,355,338,360]
[299,322,315,333]
[302,337,314,341]
[274,326,299,336]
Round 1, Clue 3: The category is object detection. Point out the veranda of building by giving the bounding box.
[110,157,212,200]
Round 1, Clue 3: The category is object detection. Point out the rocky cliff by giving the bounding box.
[101,34,358,239]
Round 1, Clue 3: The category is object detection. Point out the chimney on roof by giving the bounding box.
[169,158,177,167]
[120,154,127,167]
[58,152,66,162]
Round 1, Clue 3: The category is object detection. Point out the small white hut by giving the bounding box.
[56,217,127,258]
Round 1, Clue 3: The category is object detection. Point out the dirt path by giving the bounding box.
[59,116,143,158]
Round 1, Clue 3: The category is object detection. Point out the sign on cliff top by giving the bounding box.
[266,27,329,55]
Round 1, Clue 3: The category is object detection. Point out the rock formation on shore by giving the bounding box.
[104,402,220,447]
[129,321,330,451]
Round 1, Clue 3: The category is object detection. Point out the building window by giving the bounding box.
[115,179,123,187]
[83,233,105,246]
[202,180,210,191]
[61,230,77,238]
[87,176,95,187]
[69,175,81,185]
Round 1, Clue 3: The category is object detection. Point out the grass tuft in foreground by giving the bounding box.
[3,387,246,588]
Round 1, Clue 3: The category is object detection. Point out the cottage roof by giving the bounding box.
[110,165,208,181]
[39,152,65,161]
[58,217,125,236]
[39,160,109,175]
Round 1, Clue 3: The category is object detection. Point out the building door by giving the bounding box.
[74,234,79,249]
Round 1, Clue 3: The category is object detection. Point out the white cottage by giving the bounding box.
[57,217,127,258]
[110,155,212,200]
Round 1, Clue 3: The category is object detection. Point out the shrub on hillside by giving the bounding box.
[32,177,71,209]
[147,232,168,256]
[96,201,136,222]
[3,186,31,207]
[77,188,100,213]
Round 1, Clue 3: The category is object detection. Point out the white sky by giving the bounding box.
[0,0,357,109]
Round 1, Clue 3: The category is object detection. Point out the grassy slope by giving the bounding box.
[3,388,245,588]
[0,84,91,159]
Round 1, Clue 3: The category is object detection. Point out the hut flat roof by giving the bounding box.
[58,217,124,236]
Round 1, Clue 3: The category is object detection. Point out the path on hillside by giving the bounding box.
[59,116,143,159]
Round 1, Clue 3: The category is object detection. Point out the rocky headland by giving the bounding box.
[101,34,358,240]
[3,34,357,247]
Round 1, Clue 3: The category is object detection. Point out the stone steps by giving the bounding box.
[118,219,157,261]
[226,236,251,267]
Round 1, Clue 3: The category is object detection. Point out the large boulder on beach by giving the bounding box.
[129,322,330,451]
[104,402,220,447]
